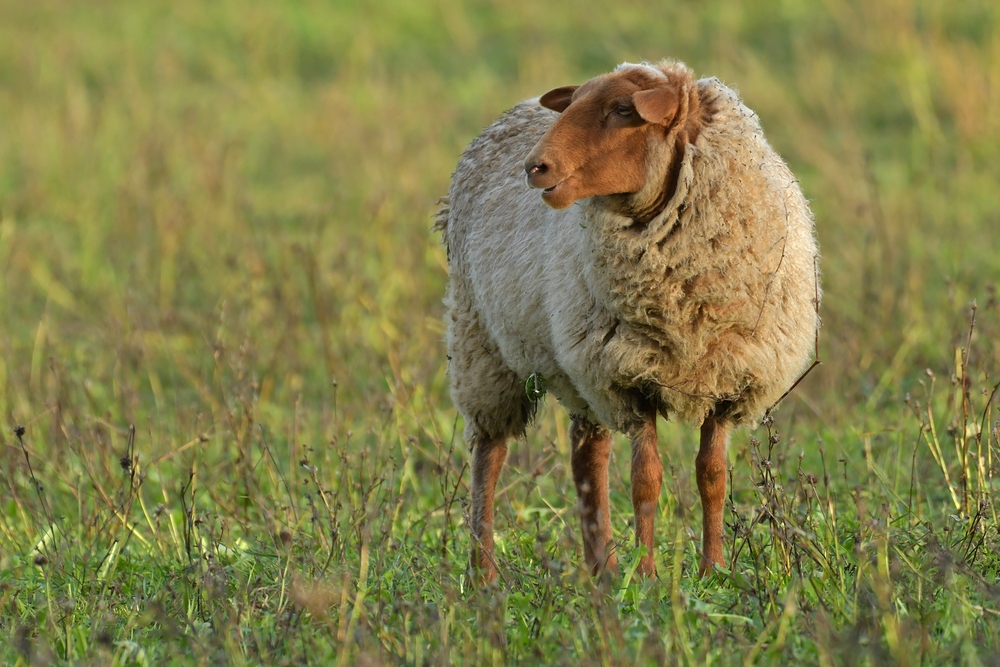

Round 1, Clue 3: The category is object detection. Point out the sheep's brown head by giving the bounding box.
[524,62,701,216]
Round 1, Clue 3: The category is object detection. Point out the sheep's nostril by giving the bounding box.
[525,162,547,177]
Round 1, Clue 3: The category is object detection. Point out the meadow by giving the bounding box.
[0,0,998,664]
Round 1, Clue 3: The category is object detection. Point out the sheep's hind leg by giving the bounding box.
[470,435,509,585]
[570,416,617,575]
[697,417,731,575]
[447,285,532,586]
[629,412,663,577]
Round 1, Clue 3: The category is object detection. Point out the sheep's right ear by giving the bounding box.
[539,86,578,113]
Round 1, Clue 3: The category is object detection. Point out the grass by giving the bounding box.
[0,0,998,664]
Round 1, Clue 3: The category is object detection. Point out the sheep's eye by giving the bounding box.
[614,105,633,117]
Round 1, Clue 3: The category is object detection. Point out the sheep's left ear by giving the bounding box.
[539,86,578,113]
[633,85,680,126]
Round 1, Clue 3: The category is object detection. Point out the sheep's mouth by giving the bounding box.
[527,174,565,194]
[540,182,563,202]
[539,179,575,209]
[539,179,566,197]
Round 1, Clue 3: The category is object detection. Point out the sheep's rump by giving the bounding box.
[442,80,820,438]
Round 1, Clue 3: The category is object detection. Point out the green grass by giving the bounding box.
[1,0,998,664]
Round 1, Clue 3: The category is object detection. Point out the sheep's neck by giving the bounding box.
[626,86,703,228]
[582,203,679,338]
[627,139,687,229]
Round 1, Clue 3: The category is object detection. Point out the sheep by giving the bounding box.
[437,60,820,584]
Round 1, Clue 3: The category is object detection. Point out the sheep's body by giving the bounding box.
[441,61,820,581]
[443,75,819,439]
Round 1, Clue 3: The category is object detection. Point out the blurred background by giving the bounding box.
[1,1,998,662]
[1,0,997,438]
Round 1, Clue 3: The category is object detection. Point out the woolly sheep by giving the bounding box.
[437,60,820,583]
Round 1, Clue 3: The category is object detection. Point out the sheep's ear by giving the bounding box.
[633,85,680,126]
[539,86,578,113]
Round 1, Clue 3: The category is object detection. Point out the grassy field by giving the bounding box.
[1,0,998,664]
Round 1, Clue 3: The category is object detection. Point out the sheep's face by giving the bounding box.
[524,65,690,211]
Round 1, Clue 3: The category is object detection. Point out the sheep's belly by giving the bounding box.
[470,232,627,423]
[473,283,594,418]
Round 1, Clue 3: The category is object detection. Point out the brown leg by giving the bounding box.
[469,436,509,585]
[570,417,617,575]
[630,413,662,577]
[697,417,730,575]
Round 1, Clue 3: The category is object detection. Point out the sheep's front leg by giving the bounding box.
[630,415,662,577]
[470,436,509,585]
[697,417,730,575]
[570,417,617,575]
